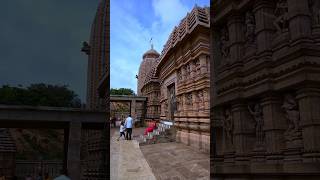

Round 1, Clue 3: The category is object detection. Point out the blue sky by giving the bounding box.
[110,0,210,93]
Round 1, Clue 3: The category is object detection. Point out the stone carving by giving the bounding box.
[310,0,320,25]
[186,64,191,76]
[248,103,264,148]
[282,94,301,138]
[245,11,256,44]
[186,93,193,105]
[81,41,91,55]
[164,100,169,114]
[198,90,203,102]
[177,70,182,80]
[195,59,201,75]
[223,109,233,144]
[176,96,180,111]
[274,0,289,33]
[220,27,230,59]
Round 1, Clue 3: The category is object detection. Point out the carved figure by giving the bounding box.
[178,70,182,80]
[282,94,300,135]
[186,93,193,105]
[248,103,264,147]
[223,109,233,144]
[198,90,203,102]
[245,11,256,44]
[186,64,191,75]
[195,60,201,74]
[220,27,230,58]
[310,0,320,25]
[274,0,289,33]
[81,41,91,55]
[176,96,180,111]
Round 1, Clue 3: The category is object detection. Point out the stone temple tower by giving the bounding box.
[137,45,160,96]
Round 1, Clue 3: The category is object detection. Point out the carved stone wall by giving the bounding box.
[139,6,210,152]
[211,0,320,178]
[156,6,210,153]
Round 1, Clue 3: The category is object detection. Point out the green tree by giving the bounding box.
[110,88,135,95]
[0,83,81,107]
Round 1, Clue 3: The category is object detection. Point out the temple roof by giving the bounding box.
[142,47,160,59]
[140,5,209,89]
[157,5,209,67]
[143,59,160,86]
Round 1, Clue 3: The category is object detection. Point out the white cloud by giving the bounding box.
[152,0,188,26]
[111,2,152,92]
[110,0,209,93]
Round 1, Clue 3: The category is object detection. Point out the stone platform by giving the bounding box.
[110,128,156,180]
[141,142,210,180]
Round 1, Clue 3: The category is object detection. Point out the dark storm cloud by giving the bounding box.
[0,0,100,102]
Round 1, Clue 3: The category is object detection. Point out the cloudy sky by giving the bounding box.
[0,0,99,102]
[111,0,210,93]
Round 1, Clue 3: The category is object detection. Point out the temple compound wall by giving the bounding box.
[139,6,211,153]
[211,0,320,178]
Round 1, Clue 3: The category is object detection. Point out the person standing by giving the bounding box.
[124,115,133,140]
[117,121,126,141]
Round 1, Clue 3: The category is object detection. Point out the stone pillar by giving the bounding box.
[63,128,69,172]
[199,54,207,74]
[287,0,312,41]
[131,99,136,120]
[297,88,320,162]
[67,121,82,180]
[227,15,244,63]
[192,91,198,116]
[231,103,255,164]
[253,0,275,54]
[261,96,286,163]
[203,89,209,115]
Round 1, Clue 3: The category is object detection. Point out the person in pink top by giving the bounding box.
[144,122,157,135]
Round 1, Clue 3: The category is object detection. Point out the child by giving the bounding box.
[117,121,125,141]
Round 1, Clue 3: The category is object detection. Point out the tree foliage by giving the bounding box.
[110,88,135,95]
[0,83,81,107]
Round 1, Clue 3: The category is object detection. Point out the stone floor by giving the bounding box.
[110,127,156,180]
[111,127,210,180]
[140,142,210,180]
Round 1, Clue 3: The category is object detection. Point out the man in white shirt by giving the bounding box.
[124,114,133,140]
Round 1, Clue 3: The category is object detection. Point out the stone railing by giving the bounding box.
[15,160,62,179]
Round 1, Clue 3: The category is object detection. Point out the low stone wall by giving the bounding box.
[15,160,62,179]
[175,117,210,153]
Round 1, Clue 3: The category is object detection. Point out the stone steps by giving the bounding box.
[139,121,176,146]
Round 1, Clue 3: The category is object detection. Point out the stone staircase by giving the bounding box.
[139,121,176,146]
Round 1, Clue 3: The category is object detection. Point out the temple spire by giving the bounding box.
[150,37,153,49]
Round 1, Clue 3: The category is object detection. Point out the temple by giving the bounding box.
[137,6,210,153]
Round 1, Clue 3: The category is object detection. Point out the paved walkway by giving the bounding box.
[141,143,210,180]
[110,127,156,180]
